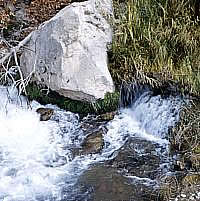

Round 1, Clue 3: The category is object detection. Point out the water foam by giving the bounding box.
[104,92,181,151]
[0,86,83,201]
[0,85,182,201]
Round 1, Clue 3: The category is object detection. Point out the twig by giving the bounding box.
[0,32,32,65]
[13,50,27,95]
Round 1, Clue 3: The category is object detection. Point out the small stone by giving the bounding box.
[36,108,54,121]
[97,111,117,121]
[81,128,105,154]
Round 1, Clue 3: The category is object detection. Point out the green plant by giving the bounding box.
[25,83,119,116]
[110,0,200,94]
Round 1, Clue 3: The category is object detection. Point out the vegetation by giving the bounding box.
[1,0,200,199]
[156,100,200,200]
[26,83,119,116]
[109,1,200,200]
[110,0,200,95]
[1,0,200,101]
[170,101,200,171]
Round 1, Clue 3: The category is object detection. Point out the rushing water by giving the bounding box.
[0,85,182,201]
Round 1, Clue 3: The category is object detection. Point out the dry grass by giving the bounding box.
[159,173,200,201]
[110,0,200,94]
[160,102,200,200]
[169,102,200,153]
[159,174,181,200]
[0,0,88,28]
[169,101,200,171]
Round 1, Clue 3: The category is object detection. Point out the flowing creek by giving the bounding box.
[0,85,183,201]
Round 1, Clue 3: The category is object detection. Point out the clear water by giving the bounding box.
[0,85,182,201]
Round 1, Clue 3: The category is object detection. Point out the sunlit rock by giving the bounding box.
[20,0,114,102]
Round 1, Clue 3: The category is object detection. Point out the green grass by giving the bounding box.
[109,2,200,199]
[26,83,119,117]
[110,0,200,94]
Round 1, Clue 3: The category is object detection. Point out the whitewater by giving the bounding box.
[0,85,182,201]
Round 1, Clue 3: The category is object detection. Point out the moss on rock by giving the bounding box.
[26,83,119,116]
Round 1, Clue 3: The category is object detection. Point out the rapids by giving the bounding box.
[0,85,182,201]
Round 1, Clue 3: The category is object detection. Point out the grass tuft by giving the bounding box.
[25,83,119,117]
[110,0,200,94]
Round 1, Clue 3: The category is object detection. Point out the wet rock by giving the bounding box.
[97,111,117,121]
[71,116,108,158]
[80,116,105,132]
[36,107,54,121]
[81,128,105,155]
[107,138,165,180]
[77,165,160,201]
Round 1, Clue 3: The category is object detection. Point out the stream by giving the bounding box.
[0,85,183,201]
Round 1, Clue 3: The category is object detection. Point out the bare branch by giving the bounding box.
[0,32,32,65]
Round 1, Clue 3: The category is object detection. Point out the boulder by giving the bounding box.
[20,0,115,102]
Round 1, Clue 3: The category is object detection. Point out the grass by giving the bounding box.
[110,0,200,94]
[158,101,200,200]
[109,1,200,199]
[25,83,119,117]
[169,101,200,170]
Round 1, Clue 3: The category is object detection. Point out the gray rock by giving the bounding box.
[77,165,159,201]
[20,0,114,102]
[81,128,105,154]
[107,138,166,180]
[36,108,54,121]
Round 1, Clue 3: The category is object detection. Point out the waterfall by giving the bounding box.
[0,84,183,201]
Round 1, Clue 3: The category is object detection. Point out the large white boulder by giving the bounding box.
[20,0,114,102]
